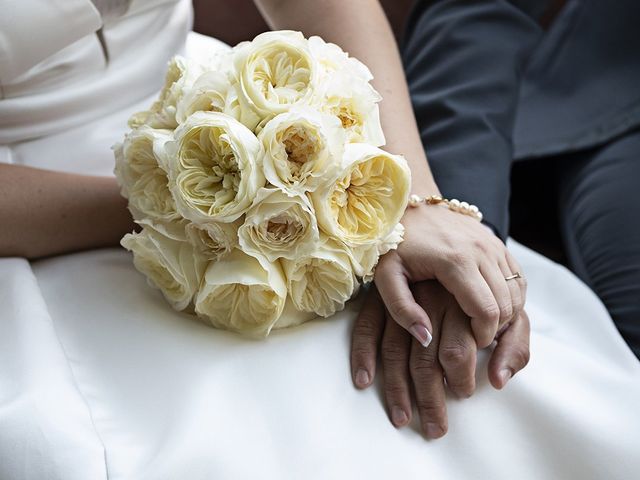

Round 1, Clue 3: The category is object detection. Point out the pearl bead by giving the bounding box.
[408,194,423,207]
[413,193,483,222]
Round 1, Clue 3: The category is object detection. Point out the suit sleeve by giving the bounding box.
[0,0,101,86]
[402,0,542,240]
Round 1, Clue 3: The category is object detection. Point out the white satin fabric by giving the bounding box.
[1,8,640,480]
[0,0,190,144]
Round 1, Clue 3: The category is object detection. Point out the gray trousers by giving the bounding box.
[556,131,640,358]
[511,130,640,359]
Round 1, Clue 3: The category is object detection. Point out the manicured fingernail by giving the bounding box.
[425,422,444,439]
[499,368,512,386]
[409,323,432,347]
[355,368,370,387]
[391,407,408,426]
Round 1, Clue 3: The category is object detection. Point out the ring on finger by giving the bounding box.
[504,272,523,281]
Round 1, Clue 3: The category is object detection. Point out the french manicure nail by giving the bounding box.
[355,368,370,387]
[499,368,512,386]
[425,422,444,439]
[409,323,432,347]
[391,407,408,426]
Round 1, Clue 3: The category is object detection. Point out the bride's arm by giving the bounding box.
[253,0,526,348]
[0,164,134,259]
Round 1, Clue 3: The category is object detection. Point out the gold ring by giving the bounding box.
[505,272,522,281]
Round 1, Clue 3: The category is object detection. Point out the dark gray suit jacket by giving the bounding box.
[403,0,640,239]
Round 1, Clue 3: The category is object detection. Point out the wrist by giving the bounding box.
[406,193,484,222]
[410,183,440,198]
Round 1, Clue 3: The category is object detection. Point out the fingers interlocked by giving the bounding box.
[351,283,531,440]
[437,246,527,349]
[373,209,528,351]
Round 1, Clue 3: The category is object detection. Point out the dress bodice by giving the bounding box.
[0,0,192,144]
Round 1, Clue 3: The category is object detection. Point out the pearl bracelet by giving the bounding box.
[408,194,483,221]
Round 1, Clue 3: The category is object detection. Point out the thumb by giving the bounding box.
[374,256,433,347]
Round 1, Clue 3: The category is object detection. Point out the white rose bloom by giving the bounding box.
[231,31,319,129]
[121,222,206,311]
[347,222,405,282]
[167,111,265,224]
[129,56,204,129]
[135,217,188,242]
[311,143,411,246]
[272,299,317,330]
[282,237,358,318]
[238,188,319,262]
[113,126,178,222]
[308,36,384,146]
[175,68,242,124]
[308,36,373,83]
[195,249,287,338]
[259,109,345,194]
[193,42,233,74]
[321,76,385,146]
[185,219,241,261]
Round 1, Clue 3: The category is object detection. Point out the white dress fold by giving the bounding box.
[1,3,639,479]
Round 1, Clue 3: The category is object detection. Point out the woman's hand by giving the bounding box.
[375,204,527,348]
[350,283,531,438]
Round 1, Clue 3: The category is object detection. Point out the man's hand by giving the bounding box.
[350,283,530,439]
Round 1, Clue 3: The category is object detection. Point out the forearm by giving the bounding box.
[0,165,134,259]
[254,0,439,197]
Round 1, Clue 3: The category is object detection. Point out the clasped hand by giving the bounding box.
[350,203,530,438]
[375,203,527,348]
[350,283,530,439]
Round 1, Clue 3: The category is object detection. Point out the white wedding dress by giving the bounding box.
[1,1,639,479]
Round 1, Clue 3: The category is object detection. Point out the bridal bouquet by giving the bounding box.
[114,31,411,338]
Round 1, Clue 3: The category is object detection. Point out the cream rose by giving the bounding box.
[281,237,358,317]
[185,219,241,261]
[322,85,385,146]
[258,108,345,194]
[347,222,405,282]
[308,36,374,84]
[231,31,319,129]
[238,188,319,262]
[175,69,242,125]
[167,111,265,224]
[311,143,411,246]
[308,36,384,146]
[129,56,204,129]
[113,126,177,222]
[195,249,287,337]
[121,222,206,311]
[272,300,317,330]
